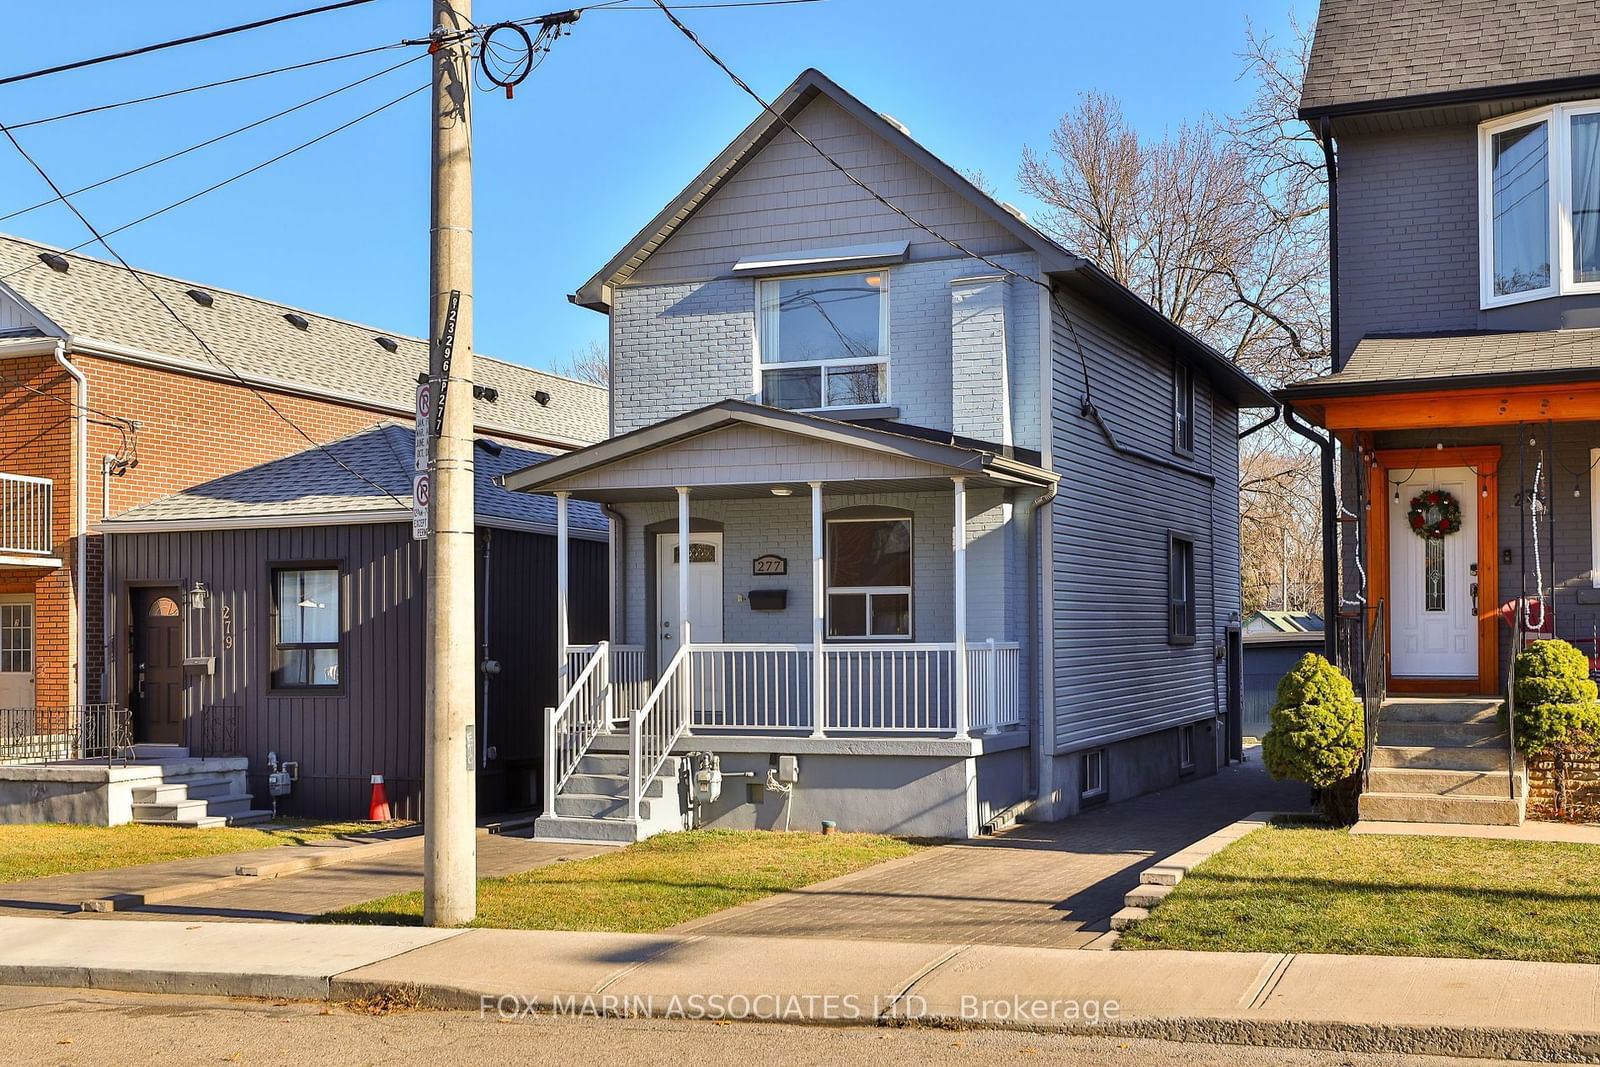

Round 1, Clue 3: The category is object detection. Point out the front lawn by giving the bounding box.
[0,819,414,882]
[1120,825,1600,964]
[323,829,925,931]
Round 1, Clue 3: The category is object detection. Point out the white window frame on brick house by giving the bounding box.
[1479,100,1600,309]
[755,268,891,412]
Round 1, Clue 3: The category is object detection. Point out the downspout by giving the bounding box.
[53,341,88,707]
[1320,116,1341,375]
[1285,403,1339,662]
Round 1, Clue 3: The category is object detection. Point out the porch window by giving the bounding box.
[1169,534,1196,644]
[1173,361,1194,454]
[1479,102,1600,306]
[825,516,911,639]
[757,270,889,410]
[271,568,340,689]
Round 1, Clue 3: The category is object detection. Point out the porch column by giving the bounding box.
[811,481,826,738]
[555,491,570,696]
[676,487,691,650]
[953,476,969,737]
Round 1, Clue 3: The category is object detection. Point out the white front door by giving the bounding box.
[1389,467,1478,678]
[658,532,723,664]
[0,595,35,708]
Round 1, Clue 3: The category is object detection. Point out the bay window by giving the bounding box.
[825,513,912,639]
[1480,102,1600,306]
[757,270,889,410]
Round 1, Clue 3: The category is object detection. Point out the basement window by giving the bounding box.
[270,567,340,689]
[1179,722,1196,773]
[1081,749,1106,800]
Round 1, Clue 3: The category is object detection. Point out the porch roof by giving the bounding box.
[502,400,1058,502]
[1282,330,1600,402]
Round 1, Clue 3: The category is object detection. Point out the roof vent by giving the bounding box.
[472,384,499,402]
[37,252,68,273]
[283,312,310,330]
[474,438,503,457]
[533,390,551,407]
[998,201,1028,223]
[186,288,214,308]
[877,111,911,137]
[374,335,398,353]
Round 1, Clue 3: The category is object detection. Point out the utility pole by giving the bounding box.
[423,0,475,927]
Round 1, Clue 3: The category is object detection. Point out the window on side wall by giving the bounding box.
[1173,360,1194,455]
[757,269,888,411]
[271,567,341,689]
[1081,749,1106,800]
[825,515,911,639]
[1179,722,1196,772]
[1169,534,1196,645]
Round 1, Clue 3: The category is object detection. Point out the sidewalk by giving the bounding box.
[0,915,1592,1061]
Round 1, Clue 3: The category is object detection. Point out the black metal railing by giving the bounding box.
[0,704,133,765]
[1335,611,1367,692]
[1360,601,1387,794]
[194,705,243,758]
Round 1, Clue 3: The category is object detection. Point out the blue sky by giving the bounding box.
[0,0,1312,374]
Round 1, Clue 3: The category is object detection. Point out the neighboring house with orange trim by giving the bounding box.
[1281,0,1600,826]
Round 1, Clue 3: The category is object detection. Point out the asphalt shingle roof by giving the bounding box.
[0,233,607,447]
[1284,329,1600,394]
[1300,0,1600,116]
[103,422,608,532]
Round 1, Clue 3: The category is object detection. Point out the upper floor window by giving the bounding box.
[1168,534,1196,645]
[757,270,888,411]
[1173,361,1194,455]
[1480,102,1600,307]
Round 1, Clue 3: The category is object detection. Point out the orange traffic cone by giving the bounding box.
[368,774,391,822]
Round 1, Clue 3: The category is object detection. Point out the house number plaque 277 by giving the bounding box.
[752,554,787,576]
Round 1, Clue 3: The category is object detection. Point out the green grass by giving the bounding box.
[0,819,414,882]
[1120,824,1600,964]
[323,829,926,931]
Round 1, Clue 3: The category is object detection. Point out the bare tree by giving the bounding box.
[560,339,610,387]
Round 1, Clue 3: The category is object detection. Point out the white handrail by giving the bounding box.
[543,639,610,817]
[0,473,52,556]
[629,643,691,821]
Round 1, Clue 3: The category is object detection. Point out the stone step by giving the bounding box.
[1381,699,1504,725]
[532,814,639,844]
[1125,883,1175,910]
[1109,906,1149,931]
[131,783,190,804]
[179,776,241,801]
[1376,721,1507,748]
[575,752,681,778]
[130,744,188,760]
[555,793,651,821]
[134,815,228,829]
[204,794,259,817]
[1358,791,1524,826]
[1139,866,1185,887]
[224,810,276,826]
[1371,745,1511,772]
[131,799,212,822]
[1367,767,1521,798]
[562,772,666,799]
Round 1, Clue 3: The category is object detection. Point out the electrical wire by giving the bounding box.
[0,115,408,506]
[0,0,385,89]
[0,52,428,227]
[0,366,139,465]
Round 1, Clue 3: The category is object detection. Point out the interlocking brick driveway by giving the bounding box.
[675,752,1307,948]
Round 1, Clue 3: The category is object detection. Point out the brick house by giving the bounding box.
[0,233,606,726]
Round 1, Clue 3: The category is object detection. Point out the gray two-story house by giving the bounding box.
[1283,0,1600,826]
[516,69,1272,841]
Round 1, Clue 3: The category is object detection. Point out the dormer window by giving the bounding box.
[756,269,889,411]
[1479,102,1600,307]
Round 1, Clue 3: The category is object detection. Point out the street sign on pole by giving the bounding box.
[415,381,432,471]
[431,290,460,440]
[412,470,431,540]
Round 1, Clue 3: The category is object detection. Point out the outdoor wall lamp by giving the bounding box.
[185,581,210,611]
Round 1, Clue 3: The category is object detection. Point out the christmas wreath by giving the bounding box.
[1408,489,1462,539]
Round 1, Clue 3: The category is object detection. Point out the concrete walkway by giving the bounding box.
[677,753,1307,947]
[0,915,1595,1060]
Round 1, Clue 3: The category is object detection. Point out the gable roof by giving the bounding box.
[572,68,1273,409]
[100,422,608,534]
[1243,610,1324,634]
[1301,0,1600,118]
[1279,328,1600,399]
[0,233,607,449]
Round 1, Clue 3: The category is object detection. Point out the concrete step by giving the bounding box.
[555,793,650,820]
[134,815,228,829]
[1358,791,1524,826]
[1381,699,1504,725]
[562,772,666,799]
[1125,883,1175,910]
[130,744,188,760]
[1109,906,1149,931]
[131,799,212,822]
[204,794,259,818]
[1371,745,1511,772]
[178,776,240,801]
[1367,767,1521,798]
[224,809,275,826]
[1376,721,1507,748]
[532,814,638,844]
[575,752,681,778]
[131,783,190,804]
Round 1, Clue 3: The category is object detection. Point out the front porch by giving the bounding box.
[508,401,1056,841]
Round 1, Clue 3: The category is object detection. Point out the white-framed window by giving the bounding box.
[756,269,889,410]
[1179,722,1196,772]
[1081,749,1106,799]
[825,514,911,639]
[1173,360,1194,455]
[1169,534,1197,644]
[271,567,341,689]
[1479,101,1600,307]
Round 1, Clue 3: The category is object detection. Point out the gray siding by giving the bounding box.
[1049,286,1238,751]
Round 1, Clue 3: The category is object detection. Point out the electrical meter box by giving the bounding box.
[776,755,799,783]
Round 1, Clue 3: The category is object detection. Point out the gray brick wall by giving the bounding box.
[950,275,1011,444]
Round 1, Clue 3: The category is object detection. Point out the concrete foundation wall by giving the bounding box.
[1033,718,1220,822]
[0,760,246,826]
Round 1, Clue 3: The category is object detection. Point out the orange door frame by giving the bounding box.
[1368,446,1501,695]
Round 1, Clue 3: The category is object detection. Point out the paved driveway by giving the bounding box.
[675,752,1307,948]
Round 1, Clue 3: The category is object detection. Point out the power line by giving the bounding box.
[0,52,428,227]
[8,42,410,133]
[1,82,429,284]
[0,114,407,506]
[0,0,386,90]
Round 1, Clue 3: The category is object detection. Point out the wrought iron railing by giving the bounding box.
[195,704,243,758]
[0,473,52,556]
[0,704,132,765]
[1360,601,1387,794]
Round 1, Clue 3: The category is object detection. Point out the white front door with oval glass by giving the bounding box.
[658,532,723,664]
[1389,467,1478,679]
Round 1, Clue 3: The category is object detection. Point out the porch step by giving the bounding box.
[1376,721,1507,748]
[134,815,229,829]
[1357,791,1525,826]
[224,809,276,826]
[130,744,189,760]
[130,783,190,805]
[204,794,259,818]
[1370,745,1510,772]
[177,776,240,801]
[1367,767,1522,798]
[563,772,666,798]
[574,753,682,778]
[132,799,213,822]
[1380,698,1503,725]
[532,814,640,844]
[555,793,651,821]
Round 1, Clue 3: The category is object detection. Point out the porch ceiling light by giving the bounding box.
[770,486,794,496]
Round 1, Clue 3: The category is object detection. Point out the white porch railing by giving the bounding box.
[824,644,958,732]
[629,643,692,821]
[968,640,1024,734]
[542,640,612,817]
[611,645,650,725]
[0,473,51,556]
